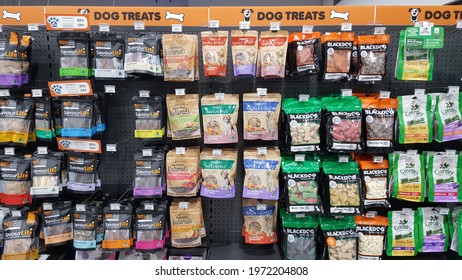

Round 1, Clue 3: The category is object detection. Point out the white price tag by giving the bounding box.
[295,154,305,162]
[37,146,48,155]
[299,94,310,101]
[414,89,425,95]
[373,156,384,163]
[366,211,378,218]
[374,27,386,34]
[439,208,450,215]
[341,89,352,97]
[134,21,145,30]
[338,155,349,163]
[0,25,2,33]
[295,213,306,218]
[379,91,391,98]
[256,204,267,211]
[446,149,456,156]
[106,144,117,152]
[0,89,10,97]
[215,92,224,100]
[341,23,352,31]
[142,149,153,157]
[302,25,314,33]
[402,208,412,215]
[4,147,15,156]
[28,23,39,31]
[110,203,121,210]
[76,204,86,212]
[458,20,462,29]
[176,147,186,155]
[257,147,267,155]
[270,22,280,31]
[257,88,267,96]
[43,203,53,211]
[12,210,21,217]
[179,202,189,209]
[448,86,460,94]
[144,203,155,210]
[105,85,116,94]
[139,90,150,98]
[32,89,43,97]
[212,149,222,156]
[239,21,250,30]
[208,20,220,28]
[406,150,418,156]
[175,88,186,96]
[172,24,183,33]
[99,23,110,32]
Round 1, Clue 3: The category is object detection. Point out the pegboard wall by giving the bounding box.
[17,24,462,245]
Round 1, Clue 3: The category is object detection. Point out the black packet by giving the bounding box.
[67,152,98,194]
[93,33,125,79]
[58,32,90,79]
[41,200,73,246]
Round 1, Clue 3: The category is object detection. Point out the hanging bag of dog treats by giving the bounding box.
[392,151,425,202]
[282,97,321,152]
[133,149,165,198]
[322,95,363,153]
[320,215,358,260]
[166,94,201,140]
[135,202,166,250]
[281,210,319,260]
[201,31,228,77]
[67,153,97,194]
[242,199,278,244]
[357,156,390,209]
[243,147,281,200]
[170,202,202,248]
[42,201,73,246]
[93,33,125,79]
[132,95,164,141]
[416,207,449,253]
[124,33,162,76]
[398,93,433,144]
[243,92,281,141]
[356,34,390,82]
[355,213,388,260]
[172,197,206,238]
[61,97,95,138]
[259,31,288,79]
[2,210,39,260]
[58,32,90,78]
[0,156,32,206]
[231,30,258,76]
[287,32,321,76]
[434,89,462,142]
[35,96,54,141]
[321,32,354,81]
[201,94,239,144]
[0,32,21,87]
[102,203,133,251]
[448,207,461,253]
[30,154,61,198]
[166,147,200,197]
[0,97,34,145]
[282,155,322,214]
[163,34,197,82]
[73,204,98,251]
[427,151,462,203]
[200,148,237,199]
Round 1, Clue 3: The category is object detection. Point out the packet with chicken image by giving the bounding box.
[166,147,200,197]
[201,94,239,144]
[200,148,237,199]
[242,199,278,244]
[201,31,228,77]
[166,94,201,140]
[243,93,281,141]
[231,30,258,76]
[172,197,206,238]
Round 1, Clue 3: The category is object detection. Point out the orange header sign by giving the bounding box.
[375,6,462,26]
[0,6,45,26]
[210,6,375,26]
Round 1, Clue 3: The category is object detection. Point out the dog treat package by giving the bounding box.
[73,203,100,251]
[124,33,162,76]
[355,214,388,260]
[102,203,133,251]
[231,30,258,76]
[258,31,289,79]
[357,157,390,209]
[35,97,53,141]
[67,153,98,194]
[392,151,425,202]
[356,34,390,82]
[434,91,462,142]
[416,207,449,253]
[396,30,434,81]
[93,33,125,79]
[282,97,321,152]
[0,32,31,87]
[52,99,62,137]
[30,154,61,198]
[282,155,322,214]
[163,34,197,82]
[172,197,206,238]
[58,32,90,78]
[323,161,362,215]
[170,202,202,248]
[133,149,165,197]
[200,148,237,199]
[0,97,34,145]
[133,96,164,141]
[0,207,8,253]
[361,96,398,154]
[242,199,278,244]
[61,97,96,138]
[93,93,106,134]
[0,156,32,206]
[42,201,73,246]
[320,215,358,260]
[349,38,359,80]
[135,201,166,250]
[2,211,39,260]
[280,210,319,260]
[166,94,201,140]
[398,94,433,144]
[287,32,321,76]
[166,147,200,197]
[427,152,462,203]
[449,207,462,253]
[201,94,239,144]
[201,31,228,77]
[243,93,281,141]
[243,147,281,200]
[321,32,354,81]
[322,96,363,153]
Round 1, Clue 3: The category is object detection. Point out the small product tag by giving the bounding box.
[179,202,189,209]
[134,21,145,30]
[110,203,121,211]
[43,203,53,211]
[176,147,186,155]
[208,20,219,28]
[439,208,450,215]
[76,204,86,212]
[338,155,349,163]
[414,89,425,95]
[446,149,456,156]
[175,88,186,96]
[457,20,462,29]
[270,22,280,31]
[142,149,153,157]
[214,92,224,100]
[448,86,460,94]
[341,23,352,31]
[257,147,267,155]
[105,85,116,94]
[12,210,21,217]
[341,89,352,97]
[4,147,15,156]
[402,208,412,215]
[172,24,183,33]
[299,94,310,101]
[0,89,10,97]
[106,144,117,152]
[239,21,250,30]
[139,90,150,98]
[99,23,110,32]
[302,25,314,33]
[373,156,384,163]
[28,23,39,31]
[256,88,267,96]
[374,27,386,35]
[366,211,378,218]
[295,154,305,162]
[32,89,43,97]
[37,146,48,155]
[295,213,306,218]
[379,91,391,98]
[0,25,2,33]
[144,203,155,211]
[256,204,267,211]
[212,149,222,156]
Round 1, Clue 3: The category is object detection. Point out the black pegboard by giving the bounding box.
[22,25,462,246]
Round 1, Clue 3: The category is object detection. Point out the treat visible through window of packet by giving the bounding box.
[172,197,206,238]
[133,150,164,197]
[355,214,388,260]
[435,91,462,142]
[243,147,281,200]
[35,97,53,141]
[67,153,97,194]
[93,33,125,79]
[0,156,32,206]
[417,207,449,253]
[135,202,166,250]
[163,34,197,82]
[357,34,390,82]
[0,32,31,87]
[166,147,200,197]
[133,96,164,140]
[58,32,90,78]
[287,32,321,76]
[243,93,281,141]
[231,30,258,76]
[102,203,133,251]
[396,30,434,81]
[322,32,354,81]
[320,215,358,260]
[398,94,432,144]
[201,31,228,77]
[392,152,425,202]
[201,94,239,144]
[61,97,95,138]
[427,152,462,203]
[170,203,201,248]
[2,211,39,260]
[200,148,237,199]
[242,199,278,245]
[259,31,288,79]
[0,97,34,145]
[73,204,99,251]
[124,33,162,76]
[387,210,418,257]
[30,155,61,198]
[166,94,201,140]
[42,201,73,246]
[281,210,318,260]
[358,157,390,209]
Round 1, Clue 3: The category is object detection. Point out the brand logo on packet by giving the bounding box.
[327,42,352,48]
[357,225,386,234]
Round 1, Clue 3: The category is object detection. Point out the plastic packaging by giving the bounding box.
[417,207,449,253]
[0,156,31,206]
[58,32,90,78]
[258,31,289,79]
[93,33,125,79]
[231,30,258,76]
[242,199,278,244]
[427,152,462,203]
[102,203,133,251]
[166,94,201,140]
[320,215,358,260]
[287,32,321,76]
[124,33,162,76]
[398,94,433,144]
[163,34,198,81]
[42,201,73,246]
[392,152,425,202]
[61,97,95,138]
[67,153,98,194]
[356,34,390,82]
[201,94,239,144]
[358,157,390,208]
[434,91,462,142]
[2,211,39,260]
[200,148,237,199]
[387,210,418,257]
[132,96,164,140]
[281,210,318,260]
[322,32,354,81]
[133,149,165,197]
[243,93,281,141]
[355,214,388,260]
[201,31,228,77]
[0,97,34,145]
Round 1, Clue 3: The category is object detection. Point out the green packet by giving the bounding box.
[319,215,357,260]
[392,151,426,202]
[416,207,449,253]
[280,209,318,260]
[405,26,444,49]
[397,94,433,144]
[396,30,434,81]
[427,152,462,203]
[387,210,418,257]
[434,92,462,142]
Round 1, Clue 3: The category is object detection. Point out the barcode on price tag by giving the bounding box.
[4,147,15,155]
